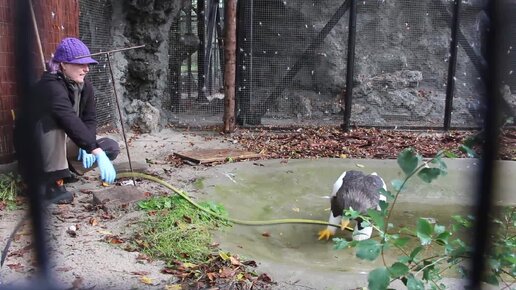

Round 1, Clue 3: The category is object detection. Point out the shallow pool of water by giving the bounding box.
[201,158,515,288]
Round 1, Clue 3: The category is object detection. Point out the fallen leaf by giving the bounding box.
[182,215,192,223]
[131,271,150,276]
[136,253,152,262]
[6,263,24,272]
[219,251,230,261]
[164,285,182,290]
[355,163,365,168]
[105,235,124,244]
[262,232,270,237]
[206,272,217,281]
[161,268,176,274]
[182,262,197,269]
[8,244,33,257]
[229,256,241,266]
[89,217,98,226]
[101,212,114,220]
[242,260,258,267]
[219,267,234,278]
[134,239,149,248]
[291,207,300,212]
[258,273,273,283]
[139,276,153,285]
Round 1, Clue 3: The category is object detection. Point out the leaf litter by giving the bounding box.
[229,127,515,160]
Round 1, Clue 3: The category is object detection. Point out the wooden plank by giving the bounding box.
[174,148,261,164]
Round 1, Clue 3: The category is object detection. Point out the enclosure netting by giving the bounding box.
[170,0,227,126]
[76,0,513,130]
[231,0,493,128]
[78,0,118,131]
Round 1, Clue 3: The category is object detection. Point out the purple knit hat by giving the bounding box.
[52,37,98,65]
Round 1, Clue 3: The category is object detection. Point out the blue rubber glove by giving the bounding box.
[95,151,116,184]
[77,149,96,169]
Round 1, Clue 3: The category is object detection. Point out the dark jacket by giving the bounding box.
[33,71,99,152]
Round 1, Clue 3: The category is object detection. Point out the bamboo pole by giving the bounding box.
[29,0,46,71]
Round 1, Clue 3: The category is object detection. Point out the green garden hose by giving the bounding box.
[1,172,351,273]
[117,172,353,231]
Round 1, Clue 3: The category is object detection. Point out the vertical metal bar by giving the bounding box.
[187,3,193,99]
[216,3,225,86]
[14,0,53,286]
[206,0,219,96]
[342,0,357,131]
[443,0,462,130]
[469,1,500,288]
[197,0,206,101]
[106,53,136,186]
[235,0,253,125]
[210,49,214,95]
[249,0,254,116]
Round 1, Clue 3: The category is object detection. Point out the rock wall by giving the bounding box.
[102,0,512,130]
[245,0,500,126]
[110,0,188,132]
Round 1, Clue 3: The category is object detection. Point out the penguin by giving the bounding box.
[318,170,387,241]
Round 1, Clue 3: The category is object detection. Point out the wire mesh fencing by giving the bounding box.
[232,0,493,128]
[168,0,227,127]
[79,0,118,131]
[75,0,514,130]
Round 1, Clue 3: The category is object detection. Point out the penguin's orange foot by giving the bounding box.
[318,229,333,240]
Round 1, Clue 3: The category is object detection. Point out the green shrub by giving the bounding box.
[0,172,21,209]
[333,148,515,289]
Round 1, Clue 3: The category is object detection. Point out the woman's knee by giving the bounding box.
[97,137,120,160]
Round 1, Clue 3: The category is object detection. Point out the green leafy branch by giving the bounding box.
[332,148,515,290]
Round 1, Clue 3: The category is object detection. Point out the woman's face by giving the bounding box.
[61,63,90,83]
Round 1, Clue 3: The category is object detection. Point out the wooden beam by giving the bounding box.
[223,0,237,132]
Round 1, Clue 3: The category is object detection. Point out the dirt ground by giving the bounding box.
[0,126,514,289]
[0,128,248,290]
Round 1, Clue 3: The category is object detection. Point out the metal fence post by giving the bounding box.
[469,1,501,288]
[197,0,207,102]
[342,0,357,131]
[443,0,462,130]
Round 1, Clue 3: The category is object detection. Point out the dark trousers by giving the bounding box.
[67,137,120,176]
[41,127,119,182]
